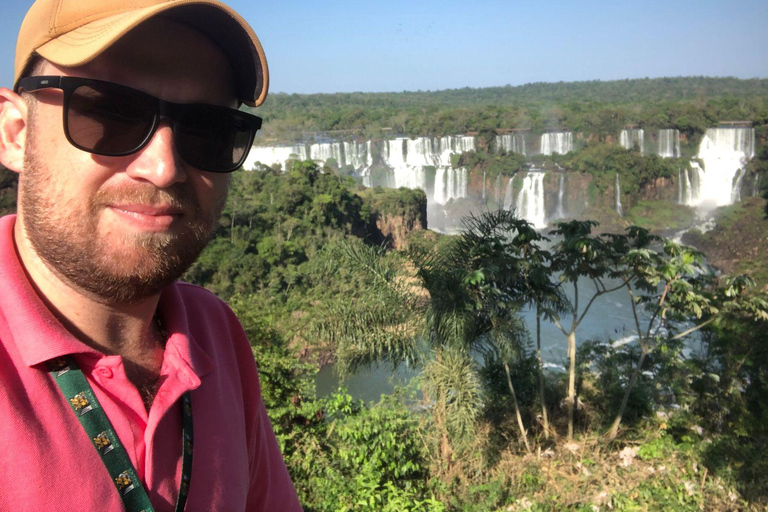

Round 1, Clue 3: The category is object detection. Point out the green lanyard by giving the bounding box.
[48,357,193,512]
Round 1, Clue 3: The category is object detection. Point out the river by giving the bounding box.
[316,274,641,403]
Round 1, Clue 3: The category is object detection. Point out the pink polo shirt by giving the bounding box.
[0,215,302,511]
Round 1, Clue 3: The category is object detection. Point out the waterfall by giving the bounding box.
[686,127,755,208]
[433,167,468,204]
[682,168,694,205]
[615,174,623,217]
[343,141,370,171]
[380,136,475,203]
[494,175,502,203]
[244,144,309,170]
[678,168,683,204]
[540,132,573,155]
[310,142,344,165]
[494,133,526,156]
[658,129,681,158]
[503,178,515,211]
[482,170,486,200]
[556,174,566,219]
[731,168,746,203]
[620,128,645,153]
[516,172,547,229]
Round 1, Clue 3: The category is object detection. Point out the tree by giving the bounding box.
[603,232,768,440]
[311,211,540,463]
[549,220,629,441]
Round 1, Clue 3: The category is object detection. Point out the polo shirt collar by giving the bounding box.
[0,215,214,380]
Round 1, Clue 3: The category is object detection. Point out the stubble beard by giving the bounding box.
[20,144,225,304]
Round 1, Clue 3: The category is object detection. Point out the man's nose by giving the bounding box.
[125,121,187,187]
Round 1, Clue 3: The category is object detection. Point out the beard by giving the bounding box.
[19,145,225,304]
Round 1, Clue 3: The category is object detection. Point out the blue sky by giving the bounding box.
[2,0,767,95]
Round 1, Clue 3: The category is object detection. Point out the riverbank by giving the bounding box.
[683,196,768,288]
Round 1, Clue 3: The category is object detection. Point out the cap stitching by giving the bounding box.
[52,19,124,47]
[51,0,64,36]
[53,2,181,33]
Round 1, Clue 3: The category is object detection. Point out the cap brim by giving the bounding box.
[35,1,267,106]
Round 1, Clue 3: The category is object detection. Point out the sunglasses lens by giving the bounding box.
[66,82,155,155]
[174,106,256,172]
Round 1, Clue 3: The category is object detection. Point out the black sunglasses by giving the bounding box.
[17,76,262,173]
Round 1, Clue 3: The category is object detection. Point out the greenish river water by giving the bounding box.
[316,275,642,403]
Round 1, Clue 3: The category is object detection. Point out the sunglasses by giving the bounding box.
[17,75,262,173]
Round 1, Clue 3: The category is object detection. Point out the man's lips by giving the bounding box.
[107,204,184,230]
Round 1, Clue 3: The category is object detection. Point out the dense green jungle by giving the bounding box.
[2,76,768,511]
[252,76,768,143]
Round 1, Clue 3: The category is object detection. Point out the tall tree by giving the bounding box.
[549,220,628,441]
[603,232,768,440]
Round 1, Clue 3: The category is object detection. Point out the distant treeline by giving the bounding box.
[252,76,768,143]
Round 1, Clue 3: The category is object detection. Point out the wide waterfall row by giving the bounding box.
[620,129,645,154]
[658,129,681,158]
[246,127,687,172]
[682,127,755,208]
[494,133,527,156]
[540,132,573,155]
[244,142,370,173]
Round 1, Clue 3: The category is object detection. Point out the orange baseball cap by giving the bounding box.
[14,0,269,107]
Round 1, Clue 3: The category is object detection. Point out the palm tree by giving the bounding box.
[311,210,540,461]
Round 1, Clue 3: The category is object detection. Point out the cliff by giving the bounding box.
[359,187,428,250]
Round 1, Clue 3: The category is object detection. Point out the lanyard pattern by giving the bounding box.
[48,357,193,512]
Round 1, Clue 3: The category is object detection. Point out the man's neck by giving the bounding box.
[13,221,165,407]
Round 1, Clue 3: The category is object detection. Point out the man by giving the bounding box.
[0,0,302,510]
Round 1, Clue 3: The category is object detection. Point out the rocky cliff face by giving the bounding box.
[362,188,429,250]
[639,177,678,202]
[373,213,427,250]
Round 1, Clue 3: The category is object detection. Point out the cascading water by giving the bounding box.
[503,178,515,211]
[310,142,344,165]
[615,174,623,217]
[494,175,502,204]
[555,174,566,219]
[433,167,469,204]
[516,172,547,229]
[620,128,645,154]
[540,132,573,155]
[243,144,309,170]
[381,136,475,204]
[494,133,527,156]
[658,129,681,158]
[686,127,755,209]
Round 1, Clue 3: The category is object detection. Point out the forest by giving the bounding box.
[189,158,768,511]
[253,76,768,144]
[2,75,768,511]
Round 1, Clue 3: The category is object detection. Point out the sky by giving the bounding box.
[1,0,767,95]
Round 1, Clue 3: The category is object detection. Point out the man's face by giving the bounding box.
[18,19,236,303]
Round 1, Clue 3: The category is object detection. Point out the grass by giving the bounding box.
[427,414,766,512]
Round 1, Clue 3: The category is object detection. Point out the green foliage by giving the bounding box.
[563,143,679,196]
[185,160,428,340]
[456,150,527,179]
[0,165,18,216]
[357,186,427,222]
[253,77,768,142]
[292,390,439,512]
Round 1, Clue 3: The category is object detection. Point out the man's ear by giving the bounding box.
[0,88,28,173]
